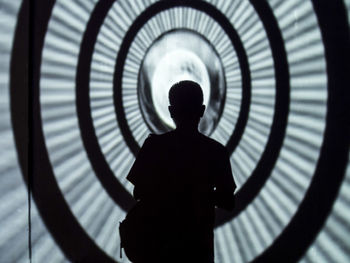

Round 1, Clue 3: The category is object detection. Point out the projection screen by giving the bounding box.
[1,0,350,262]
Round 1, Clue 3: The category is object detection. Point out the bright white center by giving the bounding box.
[151,49,210,128]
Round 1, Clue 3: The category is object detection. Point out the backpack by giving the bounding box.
[119,201,156,261]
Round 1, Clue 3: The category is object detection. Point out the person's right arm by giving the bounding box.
[126,135,156,201]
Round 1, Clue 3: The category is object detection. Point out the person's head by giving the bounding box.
[168,80,206,129]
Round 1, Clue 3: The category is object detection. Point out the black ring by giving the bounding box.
[76,0,135,211]
[137,28,227,136]
[11,0,114,261]
[114,0,251,157]
[215,0,291,224]
[76,0,253,215]
[252,0,350,261]
[11,0,348,262]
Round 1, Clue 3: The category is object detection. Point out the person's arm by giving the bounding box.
[214,147,236,211]
[127,135,155,201]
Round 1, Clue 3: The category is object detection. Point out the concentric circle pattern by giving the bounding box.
[1,0,349,262]
[138,29,225,134]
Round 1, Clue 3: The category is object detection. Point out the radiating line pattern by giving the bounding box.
[210,0,276,187]
[211,0,328,262]
[300,1,350,261]
[301,161,350,263]
[0,0,69,262]
[0,2,28,261]
[1,0,349,262]
[38,0,348,262]
[40,0,126,260]
[121,7,241,146]
[89,0,143,193]
[0,1,66,262]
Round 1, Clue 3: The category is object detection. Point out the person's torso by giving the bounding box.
[145,131,223,230]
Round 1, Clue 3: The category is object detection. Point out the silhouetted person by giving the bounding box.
[126,80,236,262]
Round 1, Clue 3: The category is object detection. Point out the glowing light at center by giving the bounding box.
[151,49,210,128]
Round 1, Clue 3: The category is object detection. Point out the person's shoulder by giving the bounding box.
[198,132,223,146]
[143,131,175,144]
[146,131,174,139]
[198,133,227,152]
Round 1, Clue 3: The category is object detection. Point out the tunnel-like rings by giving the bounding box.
[77,0,254,215]
[9,0,350,262]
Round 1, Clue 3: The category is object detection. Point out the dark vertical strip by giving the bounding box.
[12,0,116,261]
[28,0,33,262]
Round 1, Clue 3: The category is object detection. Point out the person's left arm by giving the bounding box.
[214,146,236,210]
